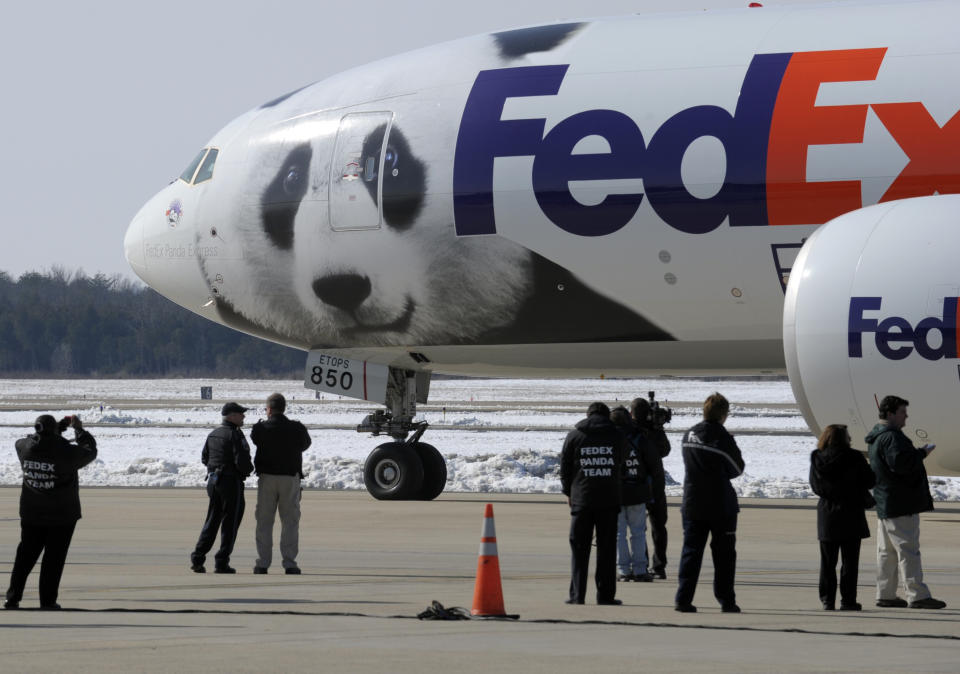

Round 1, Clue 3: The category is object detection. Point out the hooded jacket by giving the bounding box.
[560,413,625,509]
[15,429,97,526]
[809,446,875,541]
[680,420,744,520]
[865,422,933,519]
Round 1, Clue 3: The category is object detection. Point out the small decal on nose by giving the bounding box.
[165,199,183,227]
[342,161,360,182]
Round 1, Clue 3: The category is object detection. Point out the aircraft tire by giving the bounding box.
[363,442,424,500]
[412,442,447,500]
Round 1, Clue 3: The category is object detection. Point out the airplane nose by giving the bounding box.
[124,187,211,311]
[123,209,146,273]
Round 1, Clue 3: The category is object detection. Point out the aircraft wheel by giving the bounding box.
[363,442,424,500]
[412,442,447,500]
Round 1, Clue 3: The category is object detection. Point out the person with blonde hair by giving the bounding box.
[809,424,875,610]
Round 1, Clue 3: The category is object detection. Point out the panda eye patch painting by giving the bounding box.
[261,144,313,250]
[359,124,425,231]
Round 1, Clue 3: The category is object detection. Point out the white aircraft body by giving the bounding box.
[124,0,960,498]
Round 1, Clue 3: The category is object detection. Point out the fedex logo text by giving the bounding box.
[454,49,960,237]
[848,297,960,361]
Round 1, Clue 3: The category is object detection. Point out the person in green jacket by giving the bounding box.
[865,395,945,610]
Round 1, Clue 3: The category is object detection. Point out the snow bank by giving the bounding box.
[0,377,957,499]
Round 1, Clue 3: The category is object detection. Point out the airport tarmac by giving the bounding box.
[0,488,958,673]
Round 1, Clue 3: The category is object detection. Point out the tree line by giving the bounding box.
[0,269,304,377]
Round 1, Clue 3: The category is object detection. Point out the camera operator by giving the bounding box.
[4,414,97,610]
[630,395,671,579]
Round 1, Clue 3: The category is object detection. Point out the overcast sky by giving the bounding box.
[0,0,832,280]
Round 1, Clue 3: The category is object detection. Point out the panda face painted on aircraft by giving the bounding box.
[283,117,536,347]
[196,22,673,348]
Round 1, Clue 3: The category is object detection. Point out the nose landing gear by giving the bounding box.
[358,368,447,500]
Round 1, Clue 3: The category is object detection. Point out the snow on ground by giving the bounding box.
[0,377,958,500]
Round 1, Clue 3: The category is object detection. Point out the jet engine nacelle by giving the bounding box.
[785,194,960,476]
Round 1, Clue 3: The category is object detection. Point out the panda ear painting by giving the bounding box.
[492,23,586,59]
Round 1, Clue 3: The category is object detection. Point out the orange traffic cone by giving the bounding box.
[471,503,507,617]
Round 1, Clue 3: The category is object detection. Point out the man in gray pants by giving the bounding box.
[866,395,945,609]
[251,393,312,574]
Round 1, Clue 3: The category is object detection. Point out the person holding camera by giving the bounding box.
[675,393,744,614]
[190,402,254,574]
[630,396,671,579]
[866,395,945,609]
[4,414,97,610]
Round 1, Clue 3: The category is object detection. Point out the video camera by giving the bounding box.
[647,391,672,428]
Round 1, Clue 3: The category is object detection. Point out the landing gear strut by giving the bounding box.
[359,368,446,500]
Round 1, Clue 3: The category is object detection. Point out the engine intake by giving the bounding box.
[784,195,960,475]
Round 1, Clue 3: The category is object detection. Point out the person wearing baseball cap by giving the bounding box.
[190,402,253,574]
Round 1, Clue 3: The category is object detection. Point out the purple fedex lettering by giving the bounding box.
[453,66,568,237]
[532,109,645,236]
[453,54,792,236]
[848,297,960,361]
[645,53,791,234]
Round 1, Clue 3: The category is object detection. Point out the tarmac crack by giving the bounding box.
[19,607,960,642]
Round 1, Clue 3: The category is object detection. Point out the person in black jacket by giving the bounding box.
[251,393,312,575]
[675,393,744,614]
[560,402,625,605]
[809,424,875,611]
[190,402,254,574]
[4,414,97,610]
[631,397,671,579]
[611,407,654,583]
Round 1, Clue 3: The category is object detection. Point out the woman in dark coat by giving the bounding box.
[809,424,875,611]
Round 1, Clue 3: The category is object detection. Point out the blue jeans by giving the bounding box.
[617,504,648,575]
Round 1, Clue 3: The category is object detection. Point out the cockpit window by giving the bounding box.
[193,148,219,184]
[179,149,207,183]
[178,148,220,185]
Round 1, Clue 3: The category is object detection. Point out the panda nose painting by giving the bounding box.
[312,274,372,312]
